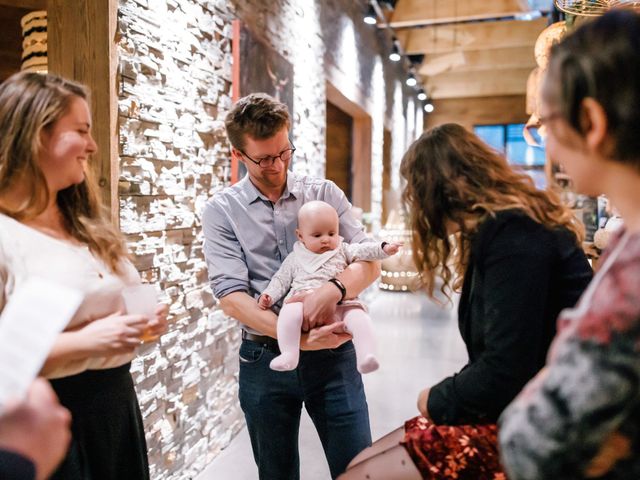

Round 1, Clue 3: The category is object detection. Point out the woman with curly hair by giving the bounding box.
[339,123,592,479]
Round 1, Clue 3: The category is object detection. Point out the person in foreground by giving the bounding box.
[202,93,381,479]
[499,9,640,480]
[339,123,593,480]
[0,72,168,479]
[0,379,71,480]
[258,200,401,373]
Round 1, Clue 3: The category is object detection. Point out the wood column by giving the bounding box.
[48,0,119,221]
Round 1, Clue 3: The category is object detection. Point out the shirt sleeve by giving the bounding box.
[428,218,555,425]
[320,181,369,244]
[344,242,387,263]
[202,198,250,299]
[262,254,296,303]
[498,253,640,480]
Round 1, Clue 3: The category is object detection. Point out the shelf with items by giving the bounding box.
[377,209,420,292]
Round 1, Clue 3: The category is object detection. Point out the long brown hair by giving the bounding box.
[0,72,128,273]
[401,123,583,300]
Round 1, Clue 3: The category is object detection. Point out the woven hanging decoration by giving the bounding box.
[555,0,640,16]
[20,11,47,73]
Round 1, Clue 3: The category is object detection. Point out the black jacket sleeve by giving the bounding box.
[428,215,555,425]
[0,449,36,480]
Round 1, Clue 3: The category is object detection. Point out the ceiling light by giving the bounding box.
[417,89,427,101]
[406,72,417,87]
[389,42,401,62]
[424,103,434,113]
[364,4,377,24]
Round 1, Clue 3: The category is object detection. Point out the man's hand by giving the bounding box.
[0,379,71,480]
[417,387,432,420]
[286,283,342,331]
[300,322,352,351]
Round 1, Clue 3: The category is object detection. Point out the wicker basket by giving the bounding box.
[554,0,636,16]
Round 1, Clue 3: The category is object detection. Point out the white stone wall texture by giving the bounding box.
[117,0,422,478]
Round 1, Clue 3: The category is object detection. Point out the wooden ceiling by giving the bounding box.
[389,0,550,100]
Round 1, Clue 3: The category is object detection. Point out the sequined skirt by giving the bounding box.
[401,416,506,480]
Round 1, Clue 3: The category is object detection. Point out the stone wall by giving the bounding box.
[117,1,240,478]
[116,0,421,478]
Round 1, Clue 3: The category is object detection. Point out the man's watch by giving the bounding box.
[328,278,347,305]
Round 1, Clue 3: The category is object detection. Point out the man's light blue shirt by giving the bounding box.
[202,173,371,323]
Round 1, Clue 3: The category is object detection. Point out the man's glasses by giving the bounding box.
[524,112,562,148]
[239,145,296,168]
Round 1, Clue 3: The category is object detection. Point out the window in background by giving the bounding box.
[474,124,547,189]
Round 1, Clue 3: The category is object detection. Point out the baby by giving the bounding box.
[258,200,401,374]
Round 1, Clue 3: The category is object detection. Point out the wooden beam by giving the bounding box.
[0,0,45,9]
[424,95,528,130]
[397,17,546,55]
[419,46,535,76]
[424,67,532,99]
[48,0,119,221]
[389,0,529,28]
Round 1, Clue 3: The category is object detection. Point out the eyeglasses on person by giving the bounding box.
[239,144,296,168]
[524,112,562,148]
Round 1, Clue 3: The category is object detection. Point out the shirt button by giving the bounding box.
[279,240,284,244]
[274,211,279,215]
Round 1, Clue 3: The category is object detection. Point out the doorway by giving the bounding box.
[325,101,353,200]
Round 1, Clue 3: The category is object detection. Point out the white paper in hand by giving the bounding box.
[0,277,83,411]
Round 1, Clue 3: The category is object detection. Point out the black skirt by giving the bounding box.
[49,363,149,480]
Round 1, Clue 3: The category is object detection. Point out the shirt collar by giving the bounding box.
[237,172,300,205]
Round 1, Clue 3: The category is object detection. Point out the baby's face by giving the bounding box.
[297,210,340,254]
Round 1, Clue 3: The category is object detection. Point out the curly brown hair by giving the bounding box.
[400,123,583,300]
[0,72,129,273]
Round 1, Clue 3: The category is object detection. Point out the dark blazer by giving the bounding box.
[427,209,593,425]
[0,450,35,480]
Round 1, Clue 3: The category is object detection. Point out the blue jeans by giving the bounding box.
[238,339,371,480]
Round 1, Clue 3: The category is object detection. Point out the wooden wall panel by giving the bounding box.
[326,101,353,200]
[0,5,29,82]
[48,0,118,220]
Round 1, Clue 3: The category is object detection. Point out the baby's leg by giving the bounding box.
[341,307,379,374]
[270,302,303,371]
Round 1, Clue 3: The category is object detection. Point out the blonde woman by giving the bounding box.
[0,72,167,479]
[340,123,592,479]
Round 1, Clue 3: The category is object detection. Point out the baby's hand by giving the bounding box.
[383,242,403,255]
[257,294,272,310]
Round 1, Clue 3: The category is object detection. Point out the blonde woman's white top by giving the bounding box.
[0,213,141,379]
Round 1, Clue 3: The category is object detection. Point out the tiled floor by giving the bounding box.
[198,291,467,479]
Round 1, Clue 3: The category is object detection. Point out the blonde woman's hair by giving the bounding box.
[0,72,129,273]
[400,123,583,300]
